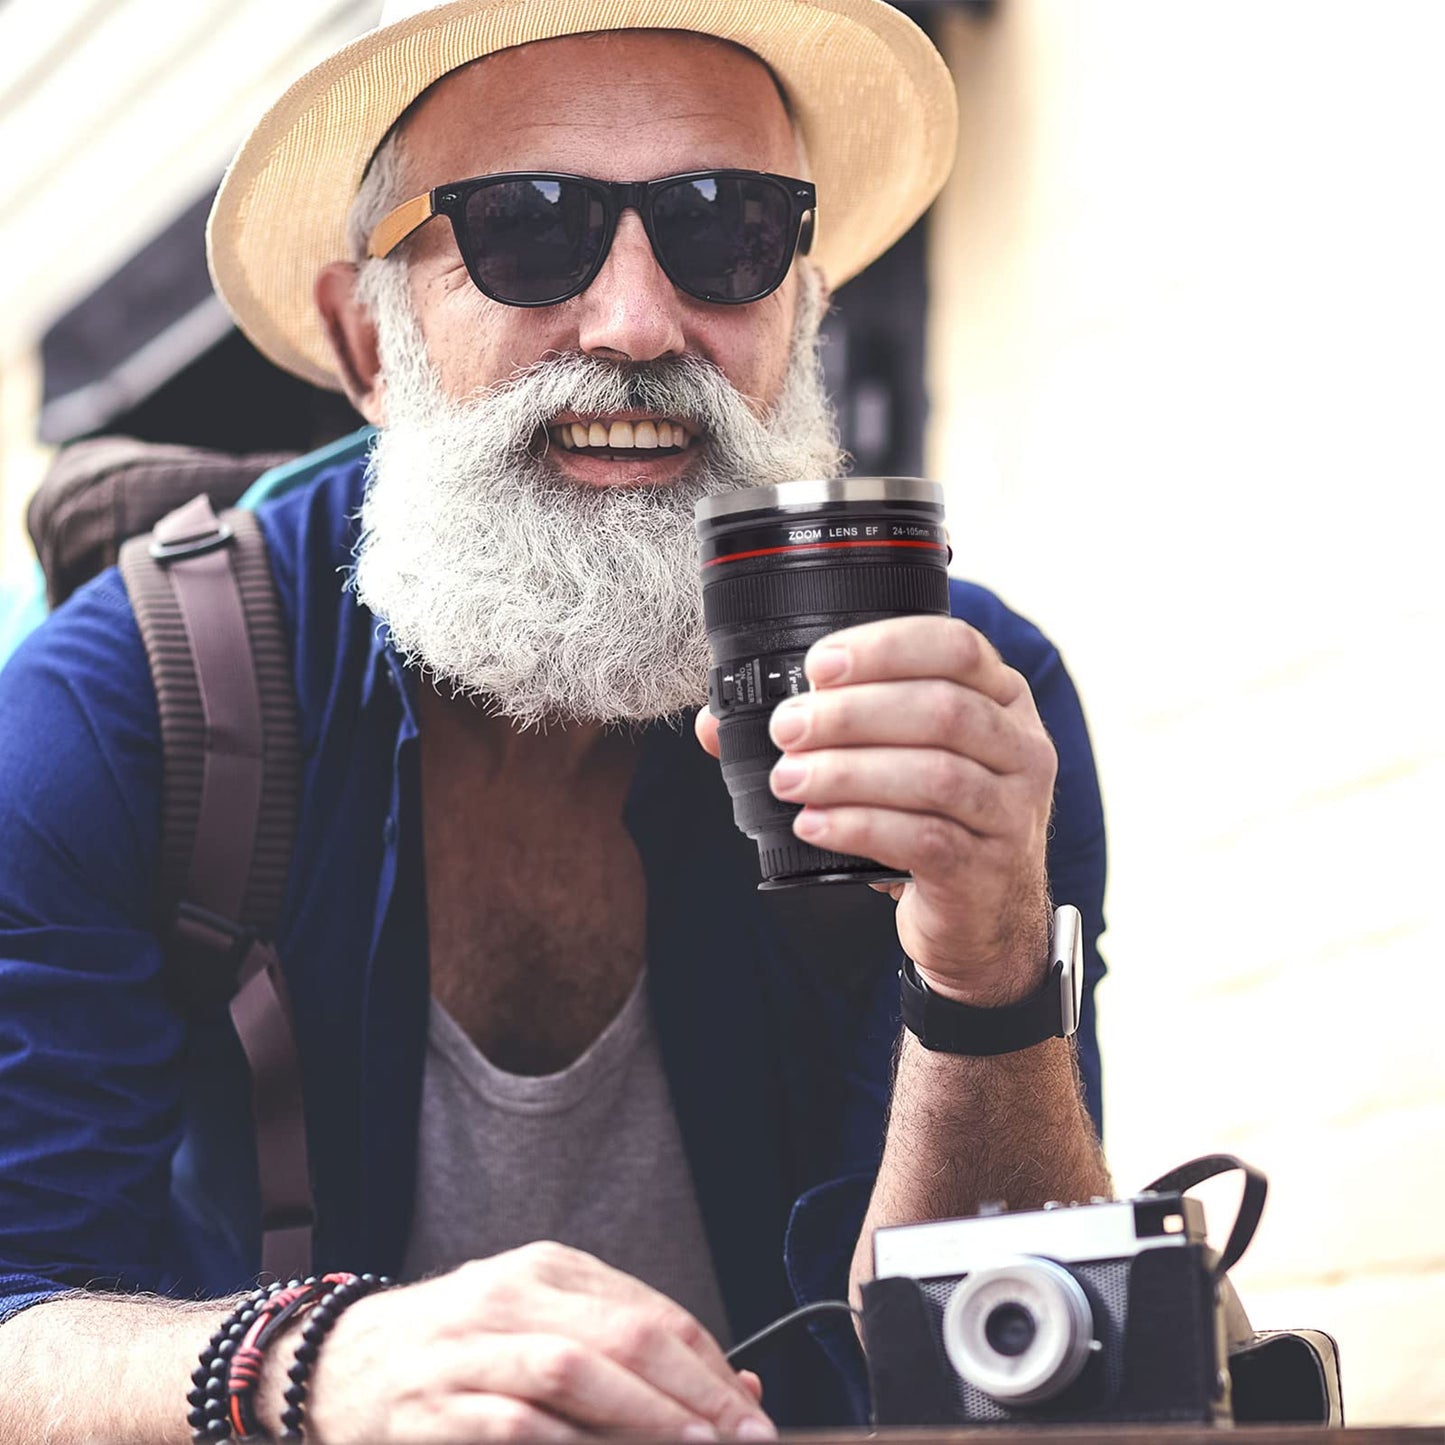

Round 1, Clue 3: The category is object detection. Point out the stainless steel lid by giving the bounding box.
[694,476,944,526]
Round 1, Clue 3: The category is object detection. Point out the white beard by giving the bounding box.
[350,262,842,729]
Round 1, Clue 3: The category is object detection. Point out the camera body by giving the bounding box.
[863,1190,1233,1426]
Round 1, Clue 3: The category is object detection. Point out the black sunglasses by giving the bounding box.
[368,169,817,308]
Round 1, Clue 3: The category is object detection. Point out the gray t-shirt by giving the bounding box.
[400,977,731,1345]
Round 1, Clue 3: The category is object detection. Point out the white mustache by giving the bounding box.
[399,346,795,495]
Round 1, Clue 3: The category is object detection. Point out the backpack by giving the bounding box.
[24,430,373,1279]
[26,438,295,609]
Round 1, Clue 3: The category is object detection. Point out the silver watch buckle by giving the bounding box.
[1052,904,1084,1038]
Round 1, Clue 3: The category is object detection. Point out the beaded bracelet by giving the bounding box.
[229,1278,345,1442]
[277,1273,392,1442]
[191,1278,329,1442]
[186,1273,393,1443]
[190,1282,284,1441]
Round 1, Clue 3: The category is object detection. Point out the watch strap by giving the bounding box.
[899,955,1066,1056]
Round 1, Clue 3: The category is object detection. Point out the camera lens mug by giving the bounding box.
[695,478,950,889]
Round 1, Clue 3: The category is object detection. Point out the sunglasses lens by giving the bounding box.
[462,178,607,304]
[651,175,796,302]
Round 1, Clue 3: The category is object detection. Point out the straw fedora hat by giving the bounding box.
[208,0,958,391]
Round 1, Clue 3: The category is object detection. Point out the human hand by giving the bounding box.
[299,1242,773,1442]
[695,615,1056,1002]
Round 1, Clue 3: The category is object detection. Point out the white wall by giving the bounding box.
[929,0,1444,1422]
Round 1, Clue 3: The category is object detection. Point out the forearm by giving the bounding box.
[849,1031,1111,1306]
[0,1291,238,1444]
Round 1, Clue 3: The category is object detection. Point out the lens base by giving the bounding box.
[756,830,911,890]
[757,868,911,892]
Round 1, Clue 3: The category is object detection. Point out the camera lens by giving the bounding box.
[984,1302,1038,1358]
[695,478,949,889]
[942,1256,1096,1406]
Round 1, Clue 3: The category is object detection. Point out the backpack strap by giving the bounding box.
[119,495,312,1280]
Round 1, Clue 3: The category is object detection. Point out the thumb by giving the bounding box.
[694,705,721,760]
[737,1369,764,1404]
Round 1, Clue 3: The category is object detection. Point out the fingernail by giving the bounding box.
[736,1417,777,1441]
[769,699,807,746]
[806,645,847,684]
[770,758,806,797]
[794,808,827,840]
[682,1426,719,1442]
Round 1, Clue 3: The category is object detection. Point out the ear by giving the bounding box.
[808,260,833,312]
[796,257,832,320]
[315,262,387,424]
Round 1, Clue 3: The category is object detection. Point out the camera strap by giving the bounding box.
[1143,1154,1268,1278]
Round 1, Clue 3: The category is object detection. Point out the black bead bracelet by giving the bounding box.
[188,1282,285,1442]
[186,1273,391,1443]
[230,1279,337,1442]
[278,1273,392,1443]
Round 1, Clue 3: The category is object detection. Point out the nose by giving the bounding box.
[574,209,687,363]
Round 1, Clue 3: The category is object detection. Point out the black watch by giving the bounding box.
[898,905,1083,1056]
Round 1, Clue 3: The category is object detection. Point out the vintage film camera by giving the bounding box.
[861,1155,1342,1426]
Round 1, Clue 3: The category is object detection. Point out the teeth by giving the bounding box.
[550,419,693,451]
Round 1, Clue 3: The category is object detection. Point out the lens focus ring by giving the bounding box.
[703,562,947,630]
[711,710,777,764]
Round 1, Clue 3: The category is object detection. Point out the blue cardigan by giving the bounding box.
[0,456,1107,1424]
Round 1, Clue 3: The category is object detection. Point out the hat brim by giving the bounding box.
[208,0,958,390]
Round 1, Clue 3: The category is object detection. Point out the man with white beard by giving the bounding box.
[0,3,1112,1441]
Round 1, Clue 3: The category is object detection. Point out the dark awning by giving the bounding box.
[38,187,232,444]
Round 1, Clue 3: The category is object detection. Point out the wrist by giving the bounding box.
[254,1313,305,1440]
[911,915,1052,1006]
[186,1273,392,1445]
[900,906,1083,1057]
[305,1284,392,1445]
[913,952,1050,1007]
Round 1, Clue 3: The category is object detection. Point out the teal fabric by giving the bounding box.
[237,426,375,510]
[0,563,48,671]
